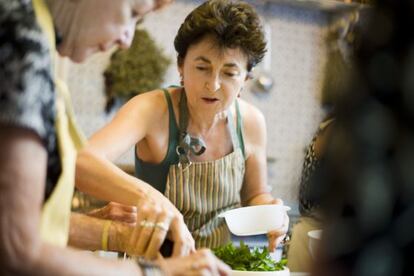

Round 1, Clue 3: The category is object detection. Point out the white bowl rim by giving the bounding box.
[218,204,291,218]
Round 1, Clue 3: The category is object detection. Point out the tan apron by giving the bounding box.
[33,0,86,247]
[165,108,245,249]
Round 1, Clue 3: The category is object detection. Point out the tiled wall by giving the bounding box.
[66,1,332,207]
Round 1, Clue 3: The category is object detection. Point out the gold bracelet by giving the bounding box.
[101,220,112,251]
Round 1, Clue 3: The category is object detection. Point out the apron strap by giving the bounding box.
[226,107,240,151]
[235,100,246,158]
[176,90,206,167]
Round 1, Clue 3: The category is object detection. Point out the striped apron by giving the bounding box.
[164,109,245,249]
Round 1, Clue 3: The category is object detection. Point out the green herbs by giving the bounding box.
[213,242,287,271]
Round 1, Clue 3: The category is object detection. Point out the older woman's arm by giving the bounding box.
[68,213,129,252]
[0,126,141,275]
[69,210,171,260]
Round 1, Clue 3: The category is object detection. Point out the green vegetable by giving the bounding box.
[213,241,287,271]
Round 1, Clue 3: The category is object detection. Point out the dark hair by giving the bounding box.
[174,0,266,72]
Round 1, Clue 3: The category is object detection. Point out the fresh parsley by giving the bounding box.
[213,241,287,271]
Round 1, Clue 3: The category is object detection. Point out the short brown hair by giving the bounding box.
[174,0,267,72]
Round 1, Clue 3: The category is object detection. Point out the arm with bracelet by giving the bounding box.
[69,213,166,275]
[68,213,231,275]
[69,212,133,253]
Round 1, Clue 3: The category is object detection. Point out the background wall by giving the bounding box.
[66,0,335,212]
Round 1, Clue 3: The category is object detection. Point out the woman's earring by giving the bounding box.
[180,75,184,86]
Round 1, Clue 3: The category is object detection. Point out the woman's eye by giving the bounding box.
[196,66,207,71]
[225,72,237,77]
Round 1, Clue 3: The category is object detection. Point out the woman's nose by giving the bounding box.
[206,74,221,92]
[117,27,134,49]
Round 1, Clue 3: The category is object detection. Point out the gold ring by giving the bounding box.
[140,220,155,228]
[155,222,169,231]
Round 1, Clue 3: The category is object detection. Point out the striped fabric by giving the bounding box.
[164,109,245,249]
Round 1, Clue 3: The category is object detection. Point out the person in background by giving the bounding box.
[76,0,289,251]
[287,11,357,272]
[0,0,229,275]
[311,0,414,275]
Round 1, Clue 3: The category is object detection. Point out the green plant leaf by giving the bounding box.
[213,242,287,272]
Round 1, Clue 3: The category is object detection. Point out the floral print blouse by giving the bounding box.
[0,0,61,201]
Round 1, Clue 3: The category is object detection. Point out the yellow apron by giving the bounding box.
[33,0,86,247]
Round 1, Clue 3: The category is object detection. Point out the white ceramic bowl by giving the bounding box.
[219,205,290,236]
[231,268,290,276]
[307,229,323,259]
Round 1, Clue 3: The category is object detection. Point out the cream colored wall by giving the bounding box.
[66,1,330,206]
[243,4,328,206]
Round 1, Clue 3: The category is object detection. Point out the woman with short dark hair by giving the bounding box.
[77,0,289,251]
